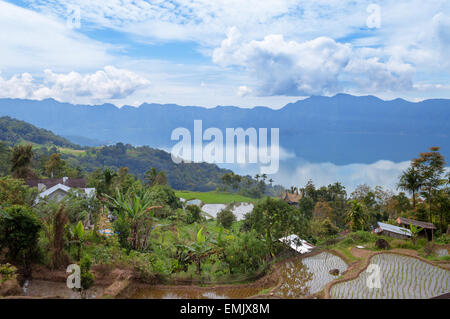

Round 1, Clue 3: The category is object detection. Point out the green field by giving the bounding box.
[174,190,259,204]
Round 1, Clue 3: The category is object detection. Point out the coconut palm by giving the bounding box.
[397,167,423,210]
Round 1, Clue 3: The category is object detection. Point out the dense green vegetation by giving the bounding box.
[0,119,448,298]
[0,116,80,149]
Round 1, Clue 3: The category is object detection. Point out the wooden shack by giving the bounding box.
[374,222,411,239]
[396,217,436,241]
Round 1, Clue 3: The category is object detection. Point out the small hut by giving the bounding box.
[374,222,411,239]
[396,217,436,241]
[280,191,302,206]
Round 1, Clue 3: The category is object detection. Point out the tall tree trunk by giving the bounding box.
[412,190,416,210]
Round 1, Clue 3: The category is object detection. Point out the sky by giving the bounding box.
[0,0,450,109]
[1,0,449,191]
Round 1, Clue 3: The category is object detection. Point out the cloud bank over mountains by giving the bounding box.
[0,0,449,106]
[0,66,150,103]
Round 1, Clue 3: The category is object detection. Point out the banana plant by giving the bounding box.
[68,221,85,261]
[176,227,215,274]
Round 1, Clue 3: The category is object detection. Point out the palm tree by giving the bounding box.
[398,167,423,210]
[346,200,366,231]
[11,144,34,179]
[269,178,274,186]
[254,174,260,182]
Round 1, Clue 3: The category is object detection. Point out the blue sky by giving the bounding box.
[0,0,449,108]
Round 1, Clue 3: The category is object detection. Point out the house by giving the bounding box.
[280,191,302,205]
[396,217,436,241]
[278,234,315,254]
[25,177,95,204]
[374,222,411,239]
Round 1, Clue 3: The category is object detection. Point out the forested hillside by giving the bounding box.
[0,117,231,191]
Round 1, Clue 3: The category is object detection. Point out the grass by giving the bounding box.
[174,190,258,204]
[57,147,86,156]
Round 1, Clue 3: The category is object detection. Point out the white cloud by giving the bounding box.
[237,86,252,97]
[0,66,150,103]
[0,1,113,73]
[213,29,414,96]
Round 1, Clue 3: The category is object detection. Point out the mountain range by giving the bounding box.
[0,94,449,165]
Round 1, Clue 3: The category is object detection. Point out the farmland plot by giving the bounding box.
[275,252,347,298]
[330,254,450,299]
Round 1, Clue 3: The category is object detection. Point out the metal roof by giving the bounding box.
[397,217,436,230]
[377,222,411,237]
[279,234,315,254]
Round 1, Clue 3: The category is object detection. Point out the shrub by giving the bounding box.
[0,205,41,275]
[184,205,203,224]
[216,209,236,229]
[435,234,450,244]
[0,263,17,283]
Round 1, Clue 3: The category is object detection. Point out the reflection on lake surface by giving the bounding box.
[275,252,348,298]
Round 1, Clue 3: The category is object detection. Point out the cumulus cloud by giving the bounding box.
[213,28,414,96]
[0,1,112,73]
[0,66,150,103]
[237,86,252,97]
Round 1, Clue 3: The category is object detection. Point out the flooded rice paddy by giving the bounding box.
[131,285,263,299]
[201,203,254,221]
[274,252,347,298]
[131,252,347,299]
[330,254,450,299]
[23,280,103,299]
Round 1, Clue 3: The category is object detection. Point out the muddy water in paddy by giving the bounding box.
[274,252,347,298]
[131,252,347,299]
[131,285,263,299]
[330,254,450,299]
[22,280,103,299]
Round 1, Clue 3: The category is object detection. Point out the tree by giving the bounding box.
[153,171,168,186]
[144,167,158,186]
[398,167,422,210]
[105,187,161,251]
[11,144,35,179]
[244,197,308,255]
[216,209,236,229]
[176,227,214,274]
[68,221,85,261]
[0,142,11,176]
[0,176,37,206]
[45,153,66,178]
[51,206,70,270]
[345,200,366,231]
[412,147,446,223]
[313,201,333,220]
[185,205,203,224]
[76,255,94,299]
[0,205,41,277]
